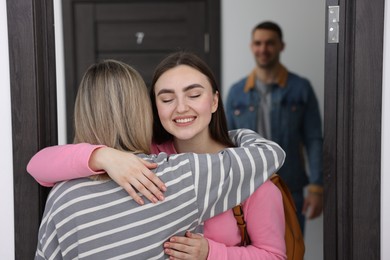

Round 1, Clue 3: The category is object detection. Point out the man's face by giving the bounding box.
[251,29,284,69]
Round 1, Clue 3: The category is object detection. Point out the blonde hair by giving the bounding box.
[74,60,153,154]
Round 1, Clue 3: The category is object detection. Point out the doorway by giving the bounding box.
[6,0,383,259]
[221,2,325,258]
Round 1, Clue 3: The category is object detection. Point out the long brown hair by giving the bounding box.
[74,59,153,154]
[149,52,234,147]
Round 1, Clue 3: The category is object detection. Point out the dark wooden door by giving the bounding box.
[323,0,383,259]
[63,0,220,142]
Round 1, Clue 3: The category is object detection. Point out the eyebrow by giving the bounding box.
[156,84,204,96]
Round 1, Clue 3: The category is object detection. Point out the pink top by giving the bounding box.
[27,142,286,260]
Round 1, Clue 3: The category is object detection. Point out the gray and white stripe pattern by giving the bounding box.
[35,129,285,260]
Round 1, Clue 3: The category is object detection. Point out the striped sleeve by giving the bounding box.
[191,128,285,223]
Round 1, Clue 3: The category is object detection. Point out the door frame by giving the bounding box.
[6,0,57,258]
[323,0,383,259]
[7,0,383,259]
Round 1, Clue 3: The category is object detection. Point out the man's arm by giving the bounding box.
[302,83,324,218]
[302,83,323,187]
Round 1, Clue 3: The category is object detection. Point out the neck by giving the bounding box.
[173,132,227,154]
[255,62,282,85]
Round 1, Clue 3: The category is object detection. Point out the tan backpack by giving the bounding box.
[233,174,305,260]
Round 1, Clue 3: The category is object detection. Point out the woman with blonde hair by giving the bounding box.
[30,59,285,259]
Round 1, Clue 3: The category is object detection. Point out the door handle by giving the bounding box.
[135,32,145,44]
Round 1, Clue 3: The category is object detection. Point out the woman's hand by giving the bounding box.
[90,147,166,205]
[164,231,209,260]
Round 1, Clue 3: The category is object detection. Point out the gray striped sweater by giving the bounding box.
[35,129,285,259]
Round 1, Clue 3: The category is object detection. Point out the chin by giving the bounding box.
[175,134,196,141]
[174,131,200,141]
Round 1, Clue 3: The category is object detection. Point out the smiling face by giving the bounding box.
[251,28,284,69]
[154,65,219,143]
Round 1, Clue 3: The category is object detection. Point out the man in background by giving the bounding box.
[225,21,323,232]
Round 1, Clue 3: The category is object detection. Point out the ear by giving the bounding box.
[280,41,286,52]
[211,91,219,113]
[250,41,255,53]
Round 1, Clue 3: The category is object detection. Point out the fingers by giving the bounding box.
[307,204,323,219]
[104,152,167,204]
[135,172,166,200]
[309,210,320,219]
[164,232,208,260]
[140,159,158,169]
[306,208,317,219]
[140,167,167,192]
[303,193,323,219]
[122,176,164,204]
[164,237,192,260]
[301,199,309,215]
[137,157,167,192]
[164,248,187,260]
[185,231,203,239]
[122,182,144,205]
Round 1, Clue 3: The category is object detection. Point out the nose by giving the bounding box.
[258,43,267,53]
[176,98,189,113]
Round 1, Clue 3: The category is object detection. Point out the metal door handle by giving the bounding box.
[135,32,145,44]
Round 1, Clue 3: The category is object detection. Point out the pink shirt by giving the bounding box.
[152,141,286,259]
[27,142,286,259]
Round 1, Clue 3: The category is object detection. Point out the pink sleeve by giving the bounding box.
[26,143,105,187]
[206,181,287,260]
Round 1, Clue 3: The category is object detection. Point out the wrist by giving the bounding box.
[307,184,324,195]
[89,147,111,172]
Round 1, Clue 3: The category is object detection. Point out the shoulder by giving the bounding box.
[287,71,312,89]
[46,178,114,205]
[255,180,281,197]
[244,180,282,206]
[51,178,92,195]
[42,179,107,222]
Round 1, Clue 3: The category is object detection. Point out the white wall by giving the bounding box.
[0,0,15,259]
[221,0,325,118]
[381,1,390,259]
[221,1,325,259]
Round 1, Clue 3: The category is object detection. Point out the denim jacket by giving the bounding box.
[226,69,323,192]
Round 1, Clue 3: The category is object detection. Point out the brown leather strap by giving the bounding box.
[233,205,251,246]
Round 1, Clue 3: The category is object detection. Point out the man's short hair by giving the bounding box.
[252,21,283,41]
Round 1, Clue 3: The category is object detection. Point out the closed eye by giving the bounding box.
[161,99,173,103]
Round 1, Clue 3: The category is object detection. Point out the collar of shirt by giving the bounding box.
[244,65,288,93]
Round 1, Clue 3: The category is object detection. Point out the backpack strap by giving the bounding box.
[232,204,251,246]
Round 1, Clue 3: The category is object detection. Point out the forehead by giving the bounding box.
[252,29,281,42]
[154,65,211,91]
